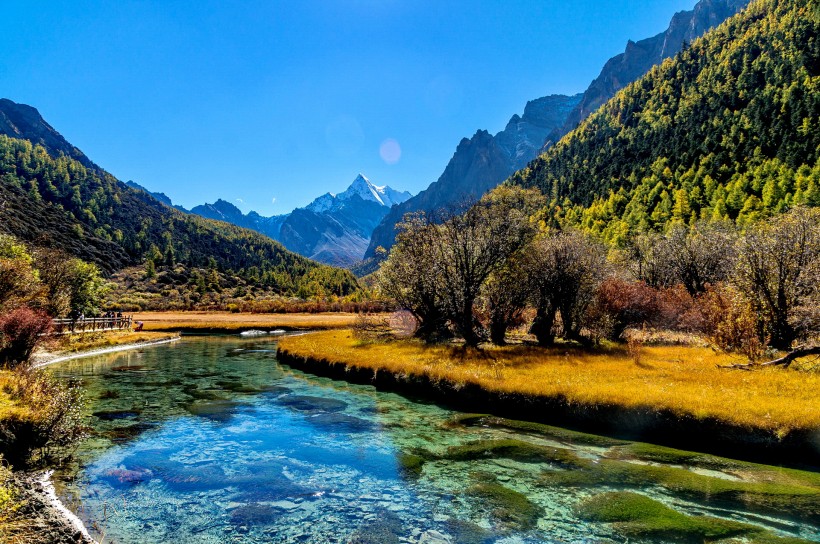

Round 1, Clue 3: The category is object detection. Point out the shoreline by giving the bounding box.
[38,470,97,544]
[19,335,182,543]
[33,335,181,368]
[276,339,820,469]
[4,470,96,544]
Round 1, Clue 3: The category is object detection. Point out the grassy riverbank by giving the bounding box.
[277,330,820,462]
[133,311,380,332]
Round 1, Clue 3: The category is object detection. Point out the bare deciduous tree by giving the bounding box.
[435,187,543,346]
[734,207,820,350]
[377,213,449,341]
[657,221,737,295]
[527,230,607,346]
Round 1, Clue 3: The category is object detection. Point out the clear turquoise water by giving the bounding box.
[50,336,820,544]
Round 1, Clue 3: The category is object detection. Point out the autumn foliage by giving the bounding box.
[0,308,52,368]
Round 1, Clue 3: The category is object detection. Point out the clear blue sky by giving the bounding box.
[0,1,696,215]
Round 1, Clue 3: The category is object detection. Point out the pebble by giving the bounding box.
[418,529,452,544]
[270,500,300,511]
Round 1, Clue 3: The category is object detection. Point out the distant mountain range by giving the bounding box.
[363,0,750,263]
[129,174,411,268]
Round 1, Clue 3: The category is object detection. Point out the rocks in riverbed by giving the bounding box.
[306,412,376,433]
[278,395,347,413]
[92,409,141,421]
[229,503,279,526]
[184,400,240,422]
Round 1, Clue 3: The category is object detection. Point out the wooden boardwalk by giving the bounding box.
[52,316,133,334]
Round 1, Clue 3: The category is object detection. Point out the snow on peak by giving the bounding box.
[304,174,412,213]
[305,192,336,213]
[338,173,391,206]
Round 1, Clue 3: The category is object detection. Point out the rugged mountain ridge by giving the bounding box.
[363,0,750,263]
[125,180,179,209]
[546,0,750,146]
[364,94,581,261]
[0,99,96,169]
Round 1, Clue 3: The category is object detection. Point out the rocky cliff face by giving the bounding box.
[546,0,750,146]
[0,98,96,169]
[364,94,581,260]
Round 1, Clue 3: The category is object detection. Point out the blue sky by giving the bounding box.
[0,1,696,215]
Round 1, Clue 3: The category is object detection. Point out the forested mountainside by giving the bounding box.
[511,0,820,245]
[0,132,359,297]
[547,0,749,147]
[363,0,748,264]
[363,94,580,263]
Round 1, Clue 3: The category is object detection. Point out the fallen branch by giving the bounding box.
[759,345,820,368]
[718,344,820,370]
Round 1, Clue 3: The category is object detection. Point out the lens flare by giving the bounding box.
[379,138,401,164]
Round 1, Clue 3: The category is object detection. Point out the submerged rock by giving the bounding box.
[278,395,347,413]
[92,409,141,421]
[349,508,405,544]
[100,422,156,443]
[466,476,542,531]
[576,491,768,541]
[307,412,376,433]
[229,503,279,526]
[184,400,240,423]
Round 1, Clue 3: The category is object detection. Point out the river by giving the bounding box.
[49,335,820,543]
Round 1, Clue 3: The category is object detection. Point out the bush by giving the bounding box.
[0,366,85,468]
[594,279,661,340]
[0,307,52,368]
[698,284,764,361]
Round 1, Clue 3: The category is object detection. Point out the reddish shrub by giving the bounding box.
[655,284,700,331]
[0,306,52,367]
[595,278,661,340]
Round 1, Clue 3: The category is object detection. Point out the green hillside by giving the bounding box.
[511,0,820,244]
[0,135,358,297]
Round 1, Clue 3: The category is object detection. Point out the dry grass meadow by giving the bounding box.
[277,330,820,437]
[133,311,381,331]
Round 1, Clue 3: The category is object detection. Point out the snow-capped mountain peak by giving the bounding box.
[305,174,411,213]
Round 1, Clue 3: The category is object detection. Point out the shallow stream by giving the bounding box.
[50,336,820,543]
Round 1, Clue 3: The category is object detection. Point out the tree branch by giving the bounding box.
[759,345,820,368]
[718,344,820,370]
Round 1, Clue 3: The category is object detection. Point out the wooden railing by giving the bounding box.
[52,316,133,334]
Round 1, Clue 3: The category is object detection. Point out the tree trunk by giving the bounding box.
[531,306,556,346]
[719,344,820,369]
[489,315,507,346]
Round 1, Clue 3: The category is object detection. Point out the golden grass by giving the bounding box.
[0,372,32,423]
[133,311,380,331]
[277,330,820,437]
